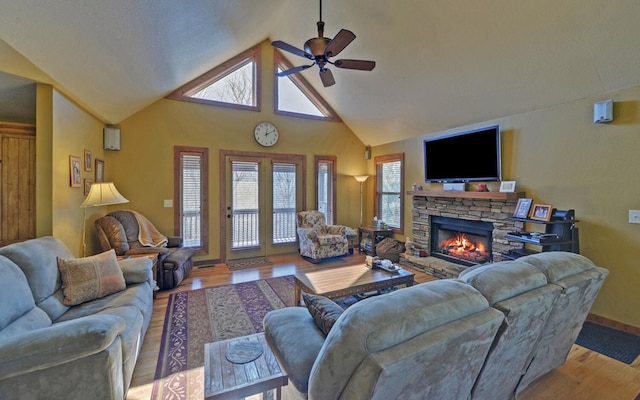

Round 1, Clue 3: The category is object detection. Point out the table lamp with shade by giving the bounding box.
[80,182,129,256]
[354,175,369,226]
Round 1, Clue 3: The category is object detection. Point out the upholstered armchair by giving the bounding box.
[95,210,195,290]
[296,211,349,262]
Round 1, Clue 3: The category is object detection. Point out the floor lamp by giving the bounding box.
[354,175,369,226]
[80,182,129,256]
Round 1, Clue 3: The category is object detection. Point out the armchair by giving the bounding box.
[296,211,349,262]
[95,210,194,290]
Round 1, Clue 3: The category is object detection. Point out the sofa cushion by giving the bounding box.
[0,256,52,335]
[117,257,153,286]
[302,292,344,336]
[0,237,72,320]
[57,250,126,306]
[457,260,548,305]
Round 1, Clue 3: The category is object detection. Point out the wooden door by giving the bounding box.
[0,122,36,246]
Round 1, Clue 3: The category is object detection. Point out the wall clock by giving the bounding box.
[254,122,279,147]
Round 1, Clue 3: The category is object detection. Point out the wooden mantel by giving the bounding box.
[406,190,525,200]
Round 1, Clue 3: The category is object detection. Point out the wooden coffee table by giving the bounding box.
[204,332,287,400]
[293,264,415,305]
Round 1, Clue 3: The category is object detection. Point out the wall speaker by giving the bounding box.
[364,145,371,160]
[593,99,613,123]
[104,127,120,150]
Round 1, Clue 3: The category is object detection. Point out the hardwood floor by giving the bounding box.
[126,252,640,400]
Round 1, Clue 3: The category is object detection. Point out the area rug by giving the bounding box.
[226,257,273,271]
[151,276,295,400]
[575,321,640,364]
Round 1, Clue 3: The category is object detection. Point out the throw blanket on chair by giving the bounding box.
[132,211,169,247]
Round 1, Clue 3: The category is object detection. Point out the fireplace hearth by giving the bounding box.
[431,216,493,266]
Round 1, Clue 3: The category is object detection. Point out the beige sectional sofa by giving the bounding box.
[264,251,608,400]
[0,237,154,400]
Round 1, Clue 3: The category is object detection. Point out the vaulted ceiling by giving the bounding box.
[1,0,638,145]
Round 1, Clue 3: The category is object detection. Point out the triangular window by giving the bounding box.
[274,50,341,122]
[167,46,261,111]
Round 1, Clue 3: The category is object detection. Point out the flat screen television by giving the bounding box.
[423,125,501,183]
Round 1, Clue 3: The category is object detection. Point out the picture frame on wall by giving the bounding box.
[499,180,516,192]
[69,156,81,187]
[530,204,553,221]
[513,198,533,219]
[84,149,92,171]
[95,159,104,182]
[84,179,93,195]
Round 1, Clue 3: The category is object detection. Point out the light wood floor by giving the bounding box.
[126,253,640,400]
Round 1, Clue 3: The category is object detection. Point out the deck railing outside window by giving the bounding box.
[231,208,296,248]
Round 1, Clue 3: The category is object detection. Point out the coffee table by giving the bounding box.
[204,333,287,400]
[293,264,415,305]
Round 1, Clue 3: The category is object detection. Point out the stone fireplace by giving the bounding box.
[400,191,525,278]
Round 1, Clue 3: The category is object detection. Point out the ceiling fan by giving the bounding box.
[271,0,376,87]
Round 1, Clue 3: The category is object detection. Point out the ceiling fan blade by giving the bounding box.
[334,59,376,71]
[324,29,356,58]
[272,40,314,60]
[275,63,315,77]
[319,68,335,87]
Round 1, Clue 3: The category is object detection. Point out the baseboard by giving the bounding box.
[587,313,640,336]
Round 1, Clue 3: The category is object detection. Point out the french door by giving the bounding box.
[223,152,304,261]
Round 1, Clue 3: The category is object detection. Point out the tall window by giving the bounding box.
[272,162,297,244]
[375,153,404,233]
[315,156,337,224]
[174,146,209,254]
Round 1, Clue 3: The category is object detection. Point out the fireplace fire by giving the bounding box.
[430,216,494,266]
[439,233,489,264]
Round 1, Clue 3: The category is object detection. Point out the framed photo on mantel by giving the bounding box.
[499,180,516,192]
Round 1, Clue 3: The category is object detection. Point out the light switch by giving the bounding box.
[629,210,640,224]
[164,199,173,208]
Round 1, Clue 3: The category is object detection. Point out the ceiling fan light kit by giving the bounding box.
[272,0,376,87]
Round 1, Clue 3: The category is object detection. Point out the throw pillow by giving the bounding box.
[57,249,126,306]
[302,292,344,336]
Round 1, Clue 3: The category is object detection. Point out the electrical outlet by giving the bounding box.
[163,199,173,208]
[629,210,640,224]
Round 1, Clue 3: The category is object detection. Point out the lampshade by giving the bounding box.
[354,175,369,183]
[81,182,129,208]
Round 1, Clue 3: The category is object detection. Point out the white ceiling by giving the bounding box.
[1,0,638,145]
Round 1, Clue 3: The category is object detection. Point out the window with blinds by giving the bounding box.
[175,147,208,251]
[315,156,336,224]
[375,153,404,232]
[272,162,297,244]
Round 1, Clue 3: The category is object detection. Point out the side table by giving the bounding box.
[358,227,393,256]
[204,332,288,400]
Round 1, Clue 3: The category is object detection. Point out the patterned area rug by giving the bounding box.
[152,276,295,399]
[575,321,640,364]
[226,257,273,271]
